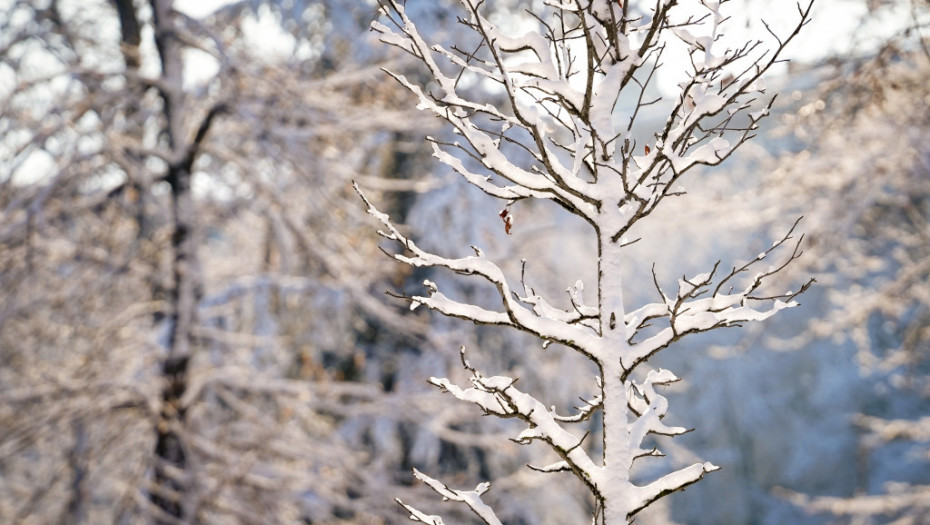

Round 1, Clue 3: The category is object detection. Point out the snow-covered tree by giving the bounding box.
[359,0,815,522]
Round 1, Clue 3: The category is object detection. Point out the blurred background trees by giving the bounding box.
[747,2,930,522]
[0,0,928,524]
[0,0,451,522]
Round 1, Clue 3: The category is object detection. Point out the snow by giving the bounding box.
[679,272,712,295]
[751,108,770,120]
[675,311,719,332]
[410,469,503,525]
[590,60,633,137]
[687,94,728,126]
[485,22,557,81]
[371,21,416,55]
[690,137,731,163]
[673,28,713,52]
[363,0,816,521]
[668,136,732,172]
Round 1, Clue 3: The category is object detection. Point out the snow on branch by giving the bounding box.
[630,460,720,516]
[626,369,689,458]
[373,0,601,222]
[394,500,446,525]
[396,469,503,525]
[621,218,815,370]
[610,1,814,241]
[375,0,813,241]
[590,369,719,516]
[429,347,600,488]
[354,182,602,358]
[519,266,600,332]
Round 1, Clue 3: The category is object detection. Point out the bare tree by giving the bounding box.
[359,0,814,522]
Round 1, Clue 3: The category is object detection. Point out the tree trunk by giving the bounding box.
[598,228,634,524]
[149,0,199,521]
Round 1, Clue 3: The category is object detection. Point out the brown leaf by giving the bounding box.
[499,208,513,235]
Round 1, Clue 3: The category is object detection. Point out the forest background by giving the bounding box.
[1,0,928,524]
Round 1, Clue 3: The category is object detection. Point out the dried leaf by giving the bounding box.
[499,209,513,235]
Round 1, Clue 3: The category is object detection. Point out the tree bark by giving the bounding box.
[149,0,200,521]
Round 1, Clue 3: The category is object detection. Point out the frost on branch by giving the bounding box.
[364,0,813,522]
